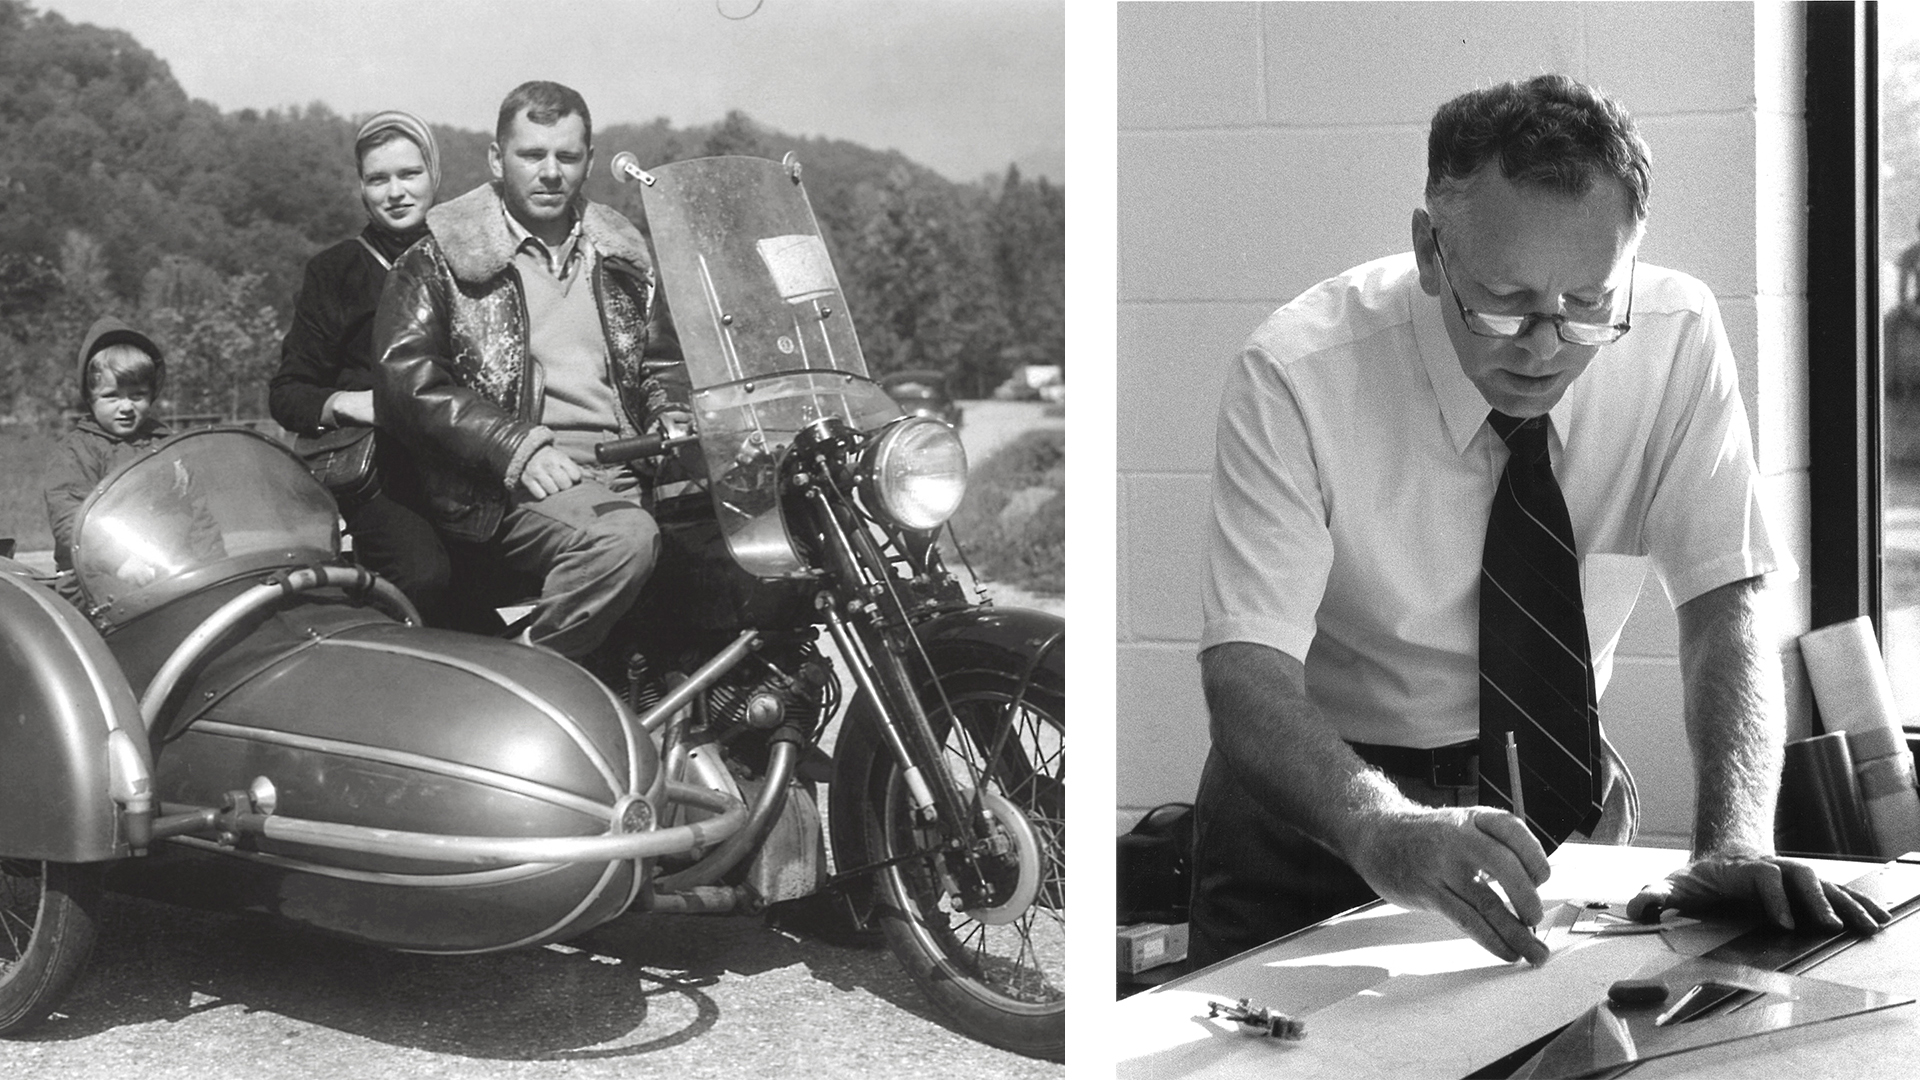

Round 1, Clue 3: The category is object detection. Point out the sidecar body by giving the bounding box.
[0,429,741,953]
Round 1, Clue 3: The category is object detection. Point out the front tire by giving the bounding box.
[0,859,102,1036]
[830,643,1064,1060]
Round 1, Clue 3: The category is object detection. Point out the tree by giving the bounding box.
[0,0,1065,418]
[1885,37,1920,397]
[985,165,1066,390]
[702,109,768,159]
[840,165,1000,381]
[142,266,281,420]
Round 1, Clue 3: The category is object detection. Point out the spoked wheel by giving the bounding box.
[831,658,1065,1061]
[0,859,102,1036]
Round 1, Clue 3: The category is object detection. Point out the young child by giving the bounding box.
[44,317,173,585]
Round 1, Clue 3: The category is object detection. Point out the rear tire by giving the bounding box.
[830,650,1064,1060]
[0,859,102,1036]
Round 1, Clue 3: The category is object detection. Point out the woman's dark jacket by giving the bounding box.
[268,224,425,434]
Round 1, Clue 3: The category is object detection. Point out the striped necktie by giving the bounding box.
[1478,411,1603,850]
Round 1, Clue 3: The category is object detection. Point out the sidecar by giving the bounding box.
[1,428,747,1034]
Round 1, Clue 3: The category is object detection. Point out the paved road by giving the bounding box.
[956,399,1064,469]
[1,889,1062,1080]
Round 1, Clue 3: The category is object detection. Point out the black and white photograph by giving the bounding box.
[22,0,1920,1076]
[1116,3,1920,1077]
[0,1,1064,1076]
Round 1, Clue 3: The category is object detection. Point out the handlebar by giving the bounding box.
[594,431,698,465]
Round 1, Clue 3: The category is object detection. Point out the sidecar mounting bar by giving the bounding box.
[168,780,747,866]
[632,628,761,734]
[140,563,419,731]
[652,737,800,892]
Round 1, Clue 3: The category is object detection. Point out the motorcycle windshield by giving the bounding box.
[75,428,339,624]
[641,155,901,577]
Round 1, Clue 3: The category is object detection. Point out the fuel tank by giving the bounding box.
[112,598,662,954]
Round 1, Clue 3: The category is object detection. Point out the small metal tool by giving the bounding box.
[1206,997,1307,1040]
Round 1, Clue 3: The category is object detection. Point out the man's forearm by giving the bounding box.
[1675,577,1783,856]
[1200,642,1415,860]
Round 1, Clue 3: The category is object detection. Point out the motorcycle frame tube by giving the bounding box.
[652,737,800,892]
[152,831,571,887]
[140,563,418,731]
[201,779,746,865]
[633,628,760,734]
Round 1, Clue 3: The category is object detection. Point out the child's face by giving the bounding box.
[90,377,154,437]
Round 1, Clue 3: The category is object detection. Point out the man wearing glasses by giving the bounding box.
[1191,74,1889,969]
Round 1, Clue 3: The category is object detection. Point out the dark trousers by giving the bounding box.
[1187,746,1476,968]
[342,489,451,624]
[339,443,452,626]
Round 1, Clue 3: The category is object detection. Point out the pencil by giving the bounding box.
[1505,730,1526,824]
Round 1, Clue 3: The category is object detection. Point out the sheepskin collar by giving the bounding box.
[426,182,651,285]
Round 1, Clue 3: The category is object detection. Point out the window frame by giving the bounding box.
[1807,1,1884,635]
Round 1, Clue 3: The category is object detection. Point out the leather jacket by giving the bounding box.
[373,183,683,542]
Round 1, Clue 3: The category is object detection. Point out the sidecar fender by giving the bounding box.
[913,605,1065,694]
[0,568,150,861]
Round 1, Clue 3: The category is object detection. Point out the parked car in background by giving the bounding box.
[992,364,1064,403]
[880,369,963,429]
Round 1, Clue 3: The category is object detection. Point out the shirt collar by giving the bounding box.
[502,202,584,277]
[1410,274,1576,456]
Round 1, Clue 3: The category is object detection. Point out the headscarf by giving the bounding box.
[355,109,441,193]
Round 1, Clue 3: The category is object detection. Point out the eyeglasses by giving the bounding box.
[1429,228,1634,346]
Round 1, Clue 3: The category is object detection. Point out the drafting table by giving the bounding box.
[1114,843,1920,1079]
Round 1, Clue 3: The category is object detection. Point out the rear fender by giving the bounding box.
[0,569,150,861]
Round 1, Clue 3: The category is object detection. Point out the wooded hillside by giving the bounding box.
[0,1,1064,423]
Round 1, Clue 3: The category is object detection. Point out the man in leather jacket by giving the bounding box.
[374,80,689,660]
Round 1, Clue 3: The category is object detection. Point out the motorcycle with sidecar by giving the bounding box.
[0,153,1065,1059]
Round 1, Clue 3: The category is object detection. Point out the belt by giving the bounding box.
[1348,740,1479,788]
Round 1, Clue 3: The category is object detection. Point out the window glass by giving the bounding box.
[1882,11,1920,719]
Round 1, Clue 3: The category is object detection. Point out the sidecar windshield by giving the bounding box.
[74,428,339,623]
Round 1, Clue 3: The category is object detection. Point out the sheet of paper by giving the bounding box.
[1115,845,1704,1080]
[1115,846,1918,1079]
[1116,911,1684,1079]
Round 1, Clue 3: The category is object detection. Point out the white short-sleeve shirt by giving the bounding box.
[1200,253,1790,749]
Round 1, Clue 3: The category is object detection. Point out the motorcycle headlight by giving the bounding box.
[866,416,968,530]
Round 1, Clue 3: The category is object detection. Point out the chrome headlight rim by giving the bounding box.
[864,415,969,531]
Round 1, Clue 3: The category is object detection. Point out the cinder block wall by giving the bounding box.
[1116,2,1809,846]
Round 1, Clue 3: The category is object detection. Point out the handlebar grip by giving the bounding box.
[594,434,668,464]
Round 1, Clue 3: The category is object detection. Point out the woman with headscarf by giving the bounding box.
[269,110,453,622]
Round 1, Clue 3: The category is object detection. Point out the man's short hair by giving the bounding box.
[496,80,592,147]
[85,343,162,398]
[1425,74,1651,225]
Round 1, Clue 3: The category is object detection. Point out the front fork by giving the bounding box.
[801,482,1010,912]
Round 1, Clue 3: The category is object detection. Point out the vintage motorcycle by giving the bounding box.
[0,153,1065,1059]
